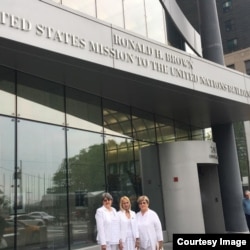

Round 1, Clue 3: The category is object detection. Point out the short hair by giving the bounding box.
[119,196,131,210]
[102,192,113,201]
[137,195,149,204]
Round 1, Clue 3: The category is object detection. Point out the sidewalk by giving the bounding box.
[82,242,173,250]
[164,242,173,250]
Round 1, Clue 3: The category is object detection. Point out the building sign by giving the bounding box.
[209,145,218,160]
[1,1,250,104]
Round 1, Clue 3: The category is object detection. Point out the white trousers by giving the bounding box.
[106,244,118,250]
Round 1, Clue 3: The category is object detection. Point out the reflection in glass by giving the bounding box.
[17,120,67,249]
[131,108,156,143]
[175,122,191,141]
[66,87,102,132]
[145,0,166,43]
[0,67,15,116]
[104,134,140,211]
[103,100,132,138]
[62,0,96,17]
[67,128,105,245]
[124,0,146,36]
[0,64,209,249]
[0,117,15,240]
[57,0,168,44]
[185,42,197,55]
[51,0,61,3]
[155,116,175,143]
[17,73,65,125]
[191,128,204,140]
[97,0,124,27]
[205,128,213,141]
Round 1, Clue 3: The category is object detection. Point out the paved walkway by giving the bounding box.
[164,242,173,250]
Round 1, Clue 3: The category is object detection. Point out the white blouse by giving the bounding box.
[95,206,120,245]
[136,209,163,250]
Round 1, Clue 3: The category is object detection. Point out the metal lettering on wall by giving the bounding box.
[1,9,250,101]
[209,145,218,160]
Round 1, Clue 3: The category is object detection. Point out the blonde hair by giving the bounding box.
[137,195,149,204]
[119,196,131,211]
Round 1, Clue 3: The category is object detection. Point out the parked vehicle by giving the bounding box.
[8,214,45,226]
[28,211,55,225]
[4,219,47,247]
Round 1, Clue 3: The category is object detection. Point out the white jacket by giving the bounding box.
[95,206,120,245]
[136,209,163,250]
[118,210,139,243]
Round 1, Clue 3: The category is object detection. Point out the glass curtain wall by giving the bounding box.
[66,87,105,246]
[0,67,15,249]
[56,0,167,44]
[0,65,205,249]
[61,0,96,17]
[96,0,124,28]
[16,73,68,249]
[0,116,15,249]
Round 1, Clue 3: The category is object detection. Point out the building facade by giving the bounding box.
[217,0,250,190]
[0,0,250,249]
[177,0,250,191]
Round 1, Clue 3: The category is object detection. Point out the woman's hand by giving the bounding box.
[101,245,107,250]
[135,238,140,248]
[119,241,123,250]
[158,241,163,250]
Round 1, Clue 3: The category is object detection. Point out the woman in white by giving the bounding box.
[118,196,140,250]
[136,195,163,250]
[95,193,120,250]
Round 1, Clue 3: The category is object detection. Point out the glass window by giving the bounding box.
[66,87,102,132]
[245,60,250,75]
[67,128,105,245]
[17,73,65,125]
[185,42,197,56]
[175,122,191,141]
[103,100,132,138]
[17,120,67,249]
[97,0,124,27]
[225,19,233,32]
[62,0,96,17]
[227,64,235,69]
[55,0,167,44]
[104,134,139,211]
[123,0,146,36]
[0,116,15,247]
[0,67,15,116]
[51,0,61,3]
[131,108,156,143]
[144,0,166,43]
[191,128,205,140]
[234,121,250,189]
[223,0,232,12]
[204,128,213,141]
[155,115,175,143]
[227,38,237,52]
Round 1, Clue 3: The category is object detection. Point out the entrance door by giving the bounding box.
[198,164,225,233]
